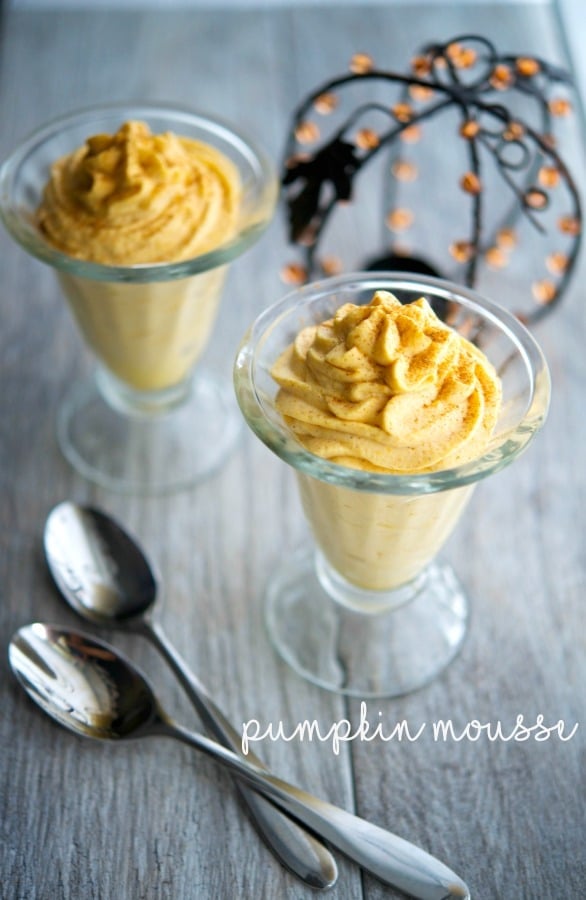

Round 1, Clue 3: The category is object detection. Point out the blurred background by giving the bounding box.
[5,0,585,113]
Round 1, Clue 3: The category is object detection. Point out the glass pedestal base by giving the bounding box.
[265,545,468,698]
[57,370,241,493]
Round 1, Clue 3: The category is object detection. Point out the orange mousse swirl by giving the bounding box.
[37,120,241,265]
[271,290,502,473]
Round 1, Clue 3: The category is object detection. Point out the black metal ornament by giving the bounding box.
[281,35,582,326]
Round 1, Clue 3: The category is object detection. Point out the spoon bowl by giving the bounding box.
[10,622,158,740]
[44,502,157,627]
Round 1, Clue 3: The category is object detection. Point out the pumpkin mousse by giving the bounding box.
[37,120,242,392]
[271,290,502,590]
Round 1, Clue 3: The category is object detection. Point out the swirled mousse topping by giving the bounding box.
[271,290,502,473]
[37,120,241,265]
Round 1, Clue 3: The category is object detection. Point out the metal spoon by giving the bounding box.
[43,501,336,890]
[9,623,470,900]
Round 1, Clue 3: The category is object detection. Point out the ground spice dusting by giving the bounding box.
[271,291,502,474]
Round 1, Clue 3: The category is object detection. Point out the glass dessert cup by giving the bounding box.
[0,103,277,493]
[234,273,551,698]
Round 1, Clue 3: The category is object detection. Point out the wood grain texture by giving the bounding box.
[1,4,585,899]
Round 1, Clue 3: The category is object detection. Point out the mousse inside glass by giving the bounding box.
[57,266,229,410]
[298,476,475,594]
[0,104,277,489]
[234,272,550,696]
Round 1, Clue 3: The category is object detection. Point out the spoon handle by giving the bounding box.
[144,618,337,890]
[146,619,269,765]
[162,718,469,900]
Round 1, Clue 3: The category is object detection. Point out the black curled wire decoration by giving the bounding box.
[281,34,582,326]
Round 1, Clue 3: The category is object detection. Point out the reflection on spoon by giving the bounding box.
[43,500,337,890]
[9,624,470,900]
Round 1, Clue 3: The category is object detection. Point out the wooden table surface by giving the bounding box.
[1,3,584,898]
